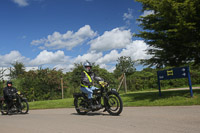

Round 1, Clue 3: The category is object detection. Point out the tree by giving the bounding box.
[114,56,136,78]
[135,0,200,67]
[10,62,25,79]
[0,67,6,80]
[19,68,64,101]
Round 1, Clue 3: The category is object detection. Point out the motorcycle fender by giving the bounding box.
[106,90,119,96]
[73,93,83,98]
[22,98,27,101]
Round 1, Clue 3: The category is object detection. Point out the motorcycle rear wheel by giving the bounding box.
[74,96,88,115]
[1,102,8,115]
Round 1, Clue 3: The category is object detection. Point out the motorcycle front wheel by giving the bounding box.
[20,100,29,114]
[106,93,123,116]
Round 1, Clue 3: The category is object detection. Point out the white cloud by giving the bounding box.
[29,50,69,66]
[89,28,132,52]
[74,51,103,63]
[93,40,152,72]
[12,0,29,7]
[0,40,151,72]
[0,51,29,67]
[123,8,134,27]
[120,40,152,60]
[96,50,119,64]
[123,8,133,20]
[141,10,154,17]
[31,25,97,50]
[53,64,74,72]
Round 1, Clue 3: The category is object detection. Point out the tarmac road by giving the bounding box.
[0,106,200,133]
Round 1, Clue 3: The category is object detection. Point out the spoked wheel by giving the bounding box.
[1,102,8,115]
[106,93,123,116]
[74,96,88,115]
[20,100,29,114]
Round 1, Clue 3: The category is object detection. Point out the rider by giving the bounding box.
[3,81,20,114]
[80,61,103,110]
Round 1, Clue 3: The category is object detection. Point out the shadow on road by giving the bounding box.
[71,112,112,116]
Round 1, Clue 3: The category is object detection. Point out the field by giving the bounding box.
[29,88,200,109]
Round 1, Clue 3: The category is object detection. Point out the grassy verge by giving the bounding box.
[29,98,74,110]
[121,89,200,106]
[29,89,200,110]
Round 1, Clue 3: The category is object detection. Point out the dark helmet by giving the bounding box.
[83,61,92,72]
[7,81,12,86]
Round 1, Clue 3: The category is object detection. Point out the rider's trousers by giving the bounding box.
[80,86,98,99]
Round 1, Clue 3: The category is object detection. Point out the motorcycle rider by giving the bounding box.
[3,81,20,114]
[80,61,103,110]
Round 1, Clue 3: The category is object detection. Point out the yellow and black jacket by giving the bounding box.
[81,71,103,88]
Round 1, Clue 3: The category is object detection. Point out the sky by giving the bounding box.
[0,0,153,72]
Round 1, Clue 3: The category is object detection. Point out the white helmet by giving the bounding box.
[83,61,92,72]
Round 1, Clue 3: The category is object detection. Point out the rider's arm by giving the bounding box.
[3,88,9,97]
[94,73,104,82]
[13,87,18,93]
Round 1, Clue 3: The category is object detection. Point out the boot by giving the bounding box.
[88,99,96,110]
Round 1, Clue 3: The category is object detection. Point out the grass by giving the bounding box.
[29,89,200,110]
[29,98,74,110]
[121,89,200,106]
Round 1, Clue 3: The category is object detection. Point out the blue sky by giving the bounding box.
[0,0,153,72]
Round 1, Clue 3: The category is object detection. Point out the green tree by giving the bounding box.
[10,62,25,79]
[18,68,63,101]
[135,0,200,67]
[114,56,136,78]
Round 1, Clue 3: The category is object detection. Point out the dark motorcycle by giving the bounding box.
[0,91,29,115]
[73,81,123,115]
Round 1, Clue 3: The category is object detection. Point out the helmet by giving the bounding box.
[7,81,12,87]
[83,61,92,72]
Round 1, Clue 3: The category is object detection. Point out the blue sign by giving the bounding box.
[157,66,193,97]
[157,66,189,80]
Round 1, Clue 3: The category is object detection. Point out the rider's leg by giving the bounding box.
[7,99,13,114]
[90,86,101,109]
[80,87,96,109]
[80,87,93,99]
[16,97,22,112]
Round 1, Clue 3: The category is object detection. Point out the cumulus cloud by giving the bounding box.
[141,10,154,17]
[0,51,29,67]
[12,0,29,7]
[120,40,152,60]
[0,40,151,72]
[96,50,119,65]
[31,25,97,50]
[93,40,152,72]
[74,51,103,63]
[89,28,132,52]
[53,64,74,72]
[29,50,70,66]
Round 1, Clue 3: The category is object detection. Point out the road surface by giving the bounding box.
[0,106,200,133]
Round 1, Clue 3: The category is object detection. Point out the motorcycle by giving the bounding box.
[0,91,29,115]
[73,81,123,115]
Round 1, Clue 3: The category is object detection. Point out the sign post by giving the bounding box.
[157,66,193,97]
